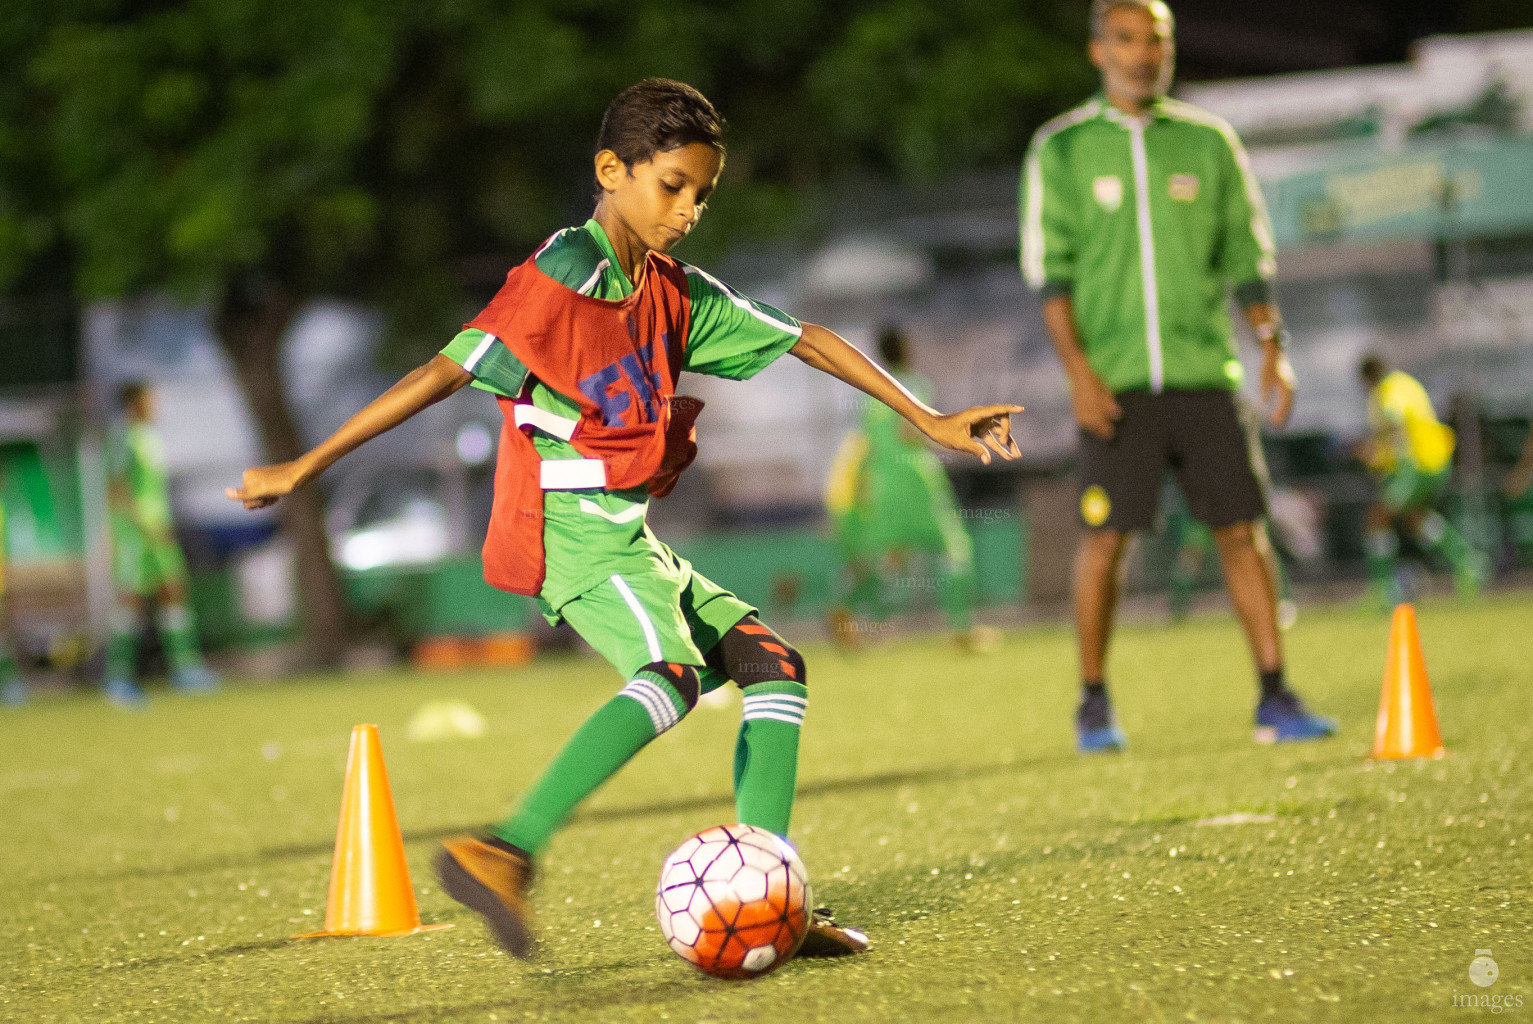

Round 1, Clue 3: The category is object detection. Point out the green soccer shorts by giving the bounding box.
[540,539,755,694]
[1380,465,1449,516]
[111,523,189,596]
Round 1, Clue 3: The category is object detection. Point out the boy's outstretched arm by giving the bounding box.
[226,354,473,509]
[791,324,1022,465]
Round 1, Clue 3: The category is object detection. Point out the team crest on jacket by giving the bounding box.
[1093,175,1124,212]
[1168,173,1201,202]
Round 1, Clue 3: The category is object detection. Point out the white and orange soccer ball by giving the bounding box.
[655,824,811,979]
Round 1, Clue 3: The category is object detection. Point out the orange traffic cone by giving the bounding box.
[298,724,452,937]
[1372,604,1445,759]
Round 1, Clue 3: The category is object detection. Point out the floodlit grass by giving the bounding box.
[3,595,1531,1022]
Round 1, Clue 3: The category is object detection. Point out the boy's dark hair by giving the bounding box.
[119,380,150,409]
[595,78,725,171]
[877,326,908,369]
[1358,353,1388,385]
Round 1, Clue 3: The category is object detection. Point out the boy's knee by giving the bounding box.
[639,661,700,714]
[1212,521,1257,551]
[718,617,807,688]
[774,644,806,688]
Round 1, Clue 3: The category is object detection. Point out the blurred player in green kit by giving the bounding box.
[0,473,26,706]
[102,382,218,706]
[826,327,996,651]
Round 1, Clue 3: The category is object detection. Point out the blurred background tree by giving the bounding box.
[7,0,1519,661]
[0,0,1090,664]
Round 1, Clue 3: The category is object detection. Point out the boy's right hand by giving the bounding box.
[1070,370,1121,440]
[226,461,306,509]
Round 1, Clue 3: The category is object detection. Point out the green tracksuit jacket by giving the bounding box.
[1020,95,1277,394]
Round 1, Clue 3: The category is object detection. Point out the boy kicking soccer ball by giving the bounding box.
[230,79,1021,961]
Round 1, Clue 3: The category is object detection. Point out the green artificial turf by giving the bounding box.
[3,596,1530,1022]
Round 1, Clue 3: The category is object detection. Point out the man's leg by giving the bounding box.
[1074,528,1130,752]
[1212,520,1337,742]
[1169,390,1334,742]
[1072,392,1162,752]
[1076,528,1128,684]
[1211,521,1282,674]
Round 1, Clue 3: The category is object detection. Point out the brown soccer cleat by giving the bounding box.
[435,835,537,959]
[796,907,870,958]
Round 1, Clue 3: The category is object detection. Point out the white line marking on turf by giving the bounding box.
[1195,813,1277,826]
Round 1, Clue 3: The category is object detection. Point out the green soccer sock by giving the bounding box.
[939,560,975,632]
[843,563,888,620]
[1364,528,1400,604]
[1415,512,1477,576]
[491,670,688,856]
[0,640,19,686]
[733,681,808,838]
[104,605,139,681]
[155,603,204,671]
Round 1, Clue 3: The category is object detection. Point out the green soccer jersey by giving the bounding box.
[441,219,803,610]
[108,421,174,534]
[1020,95,1277,394]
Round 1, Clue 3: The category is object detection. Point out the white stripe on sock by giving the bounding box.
[741,710,805,726]
[743,699,808,716]
[743,693,807,707]
[620,678,678,734]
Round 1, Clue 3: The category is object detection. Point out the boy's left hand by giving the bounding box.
[226,461,306,509]
[925,405,1023,466]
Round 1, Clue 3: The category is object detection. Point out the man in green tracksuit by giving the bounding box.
[1020,0,1336,749]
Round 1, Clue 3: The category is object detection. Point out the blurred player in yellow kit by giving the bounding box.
[1357,355,1488,607]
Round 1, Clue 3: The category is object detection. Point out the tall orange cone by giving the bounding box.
[298,724,451,937]
[1372,604,1445,759]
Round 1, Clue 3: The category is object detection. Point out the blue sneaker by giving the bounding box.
[1254,690,1337,744]
[1,677,25,707]
[102,676,148,710]
[171,664,220,694]
[1076,687,1126,753]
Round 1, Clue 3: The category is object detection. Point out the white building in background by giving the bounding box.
[80,298,499,626]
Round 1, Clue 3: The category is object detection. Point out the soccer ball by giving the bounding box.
[655,824,811,979]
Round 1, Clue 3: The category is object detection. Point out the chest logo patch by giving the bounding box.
[1168,173,1200,202]
[1093,175,1124,212]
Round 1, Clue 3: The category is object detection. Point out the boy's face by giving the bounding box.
[129,391,155,422]
[595,142,722,254]
[1091,4,1174,106]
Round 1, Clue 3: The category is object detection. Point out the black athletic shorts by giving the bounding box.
[1077,388,1267,533]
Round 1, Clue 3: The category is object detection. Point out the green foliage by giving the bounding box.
[1,0,1095,357]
